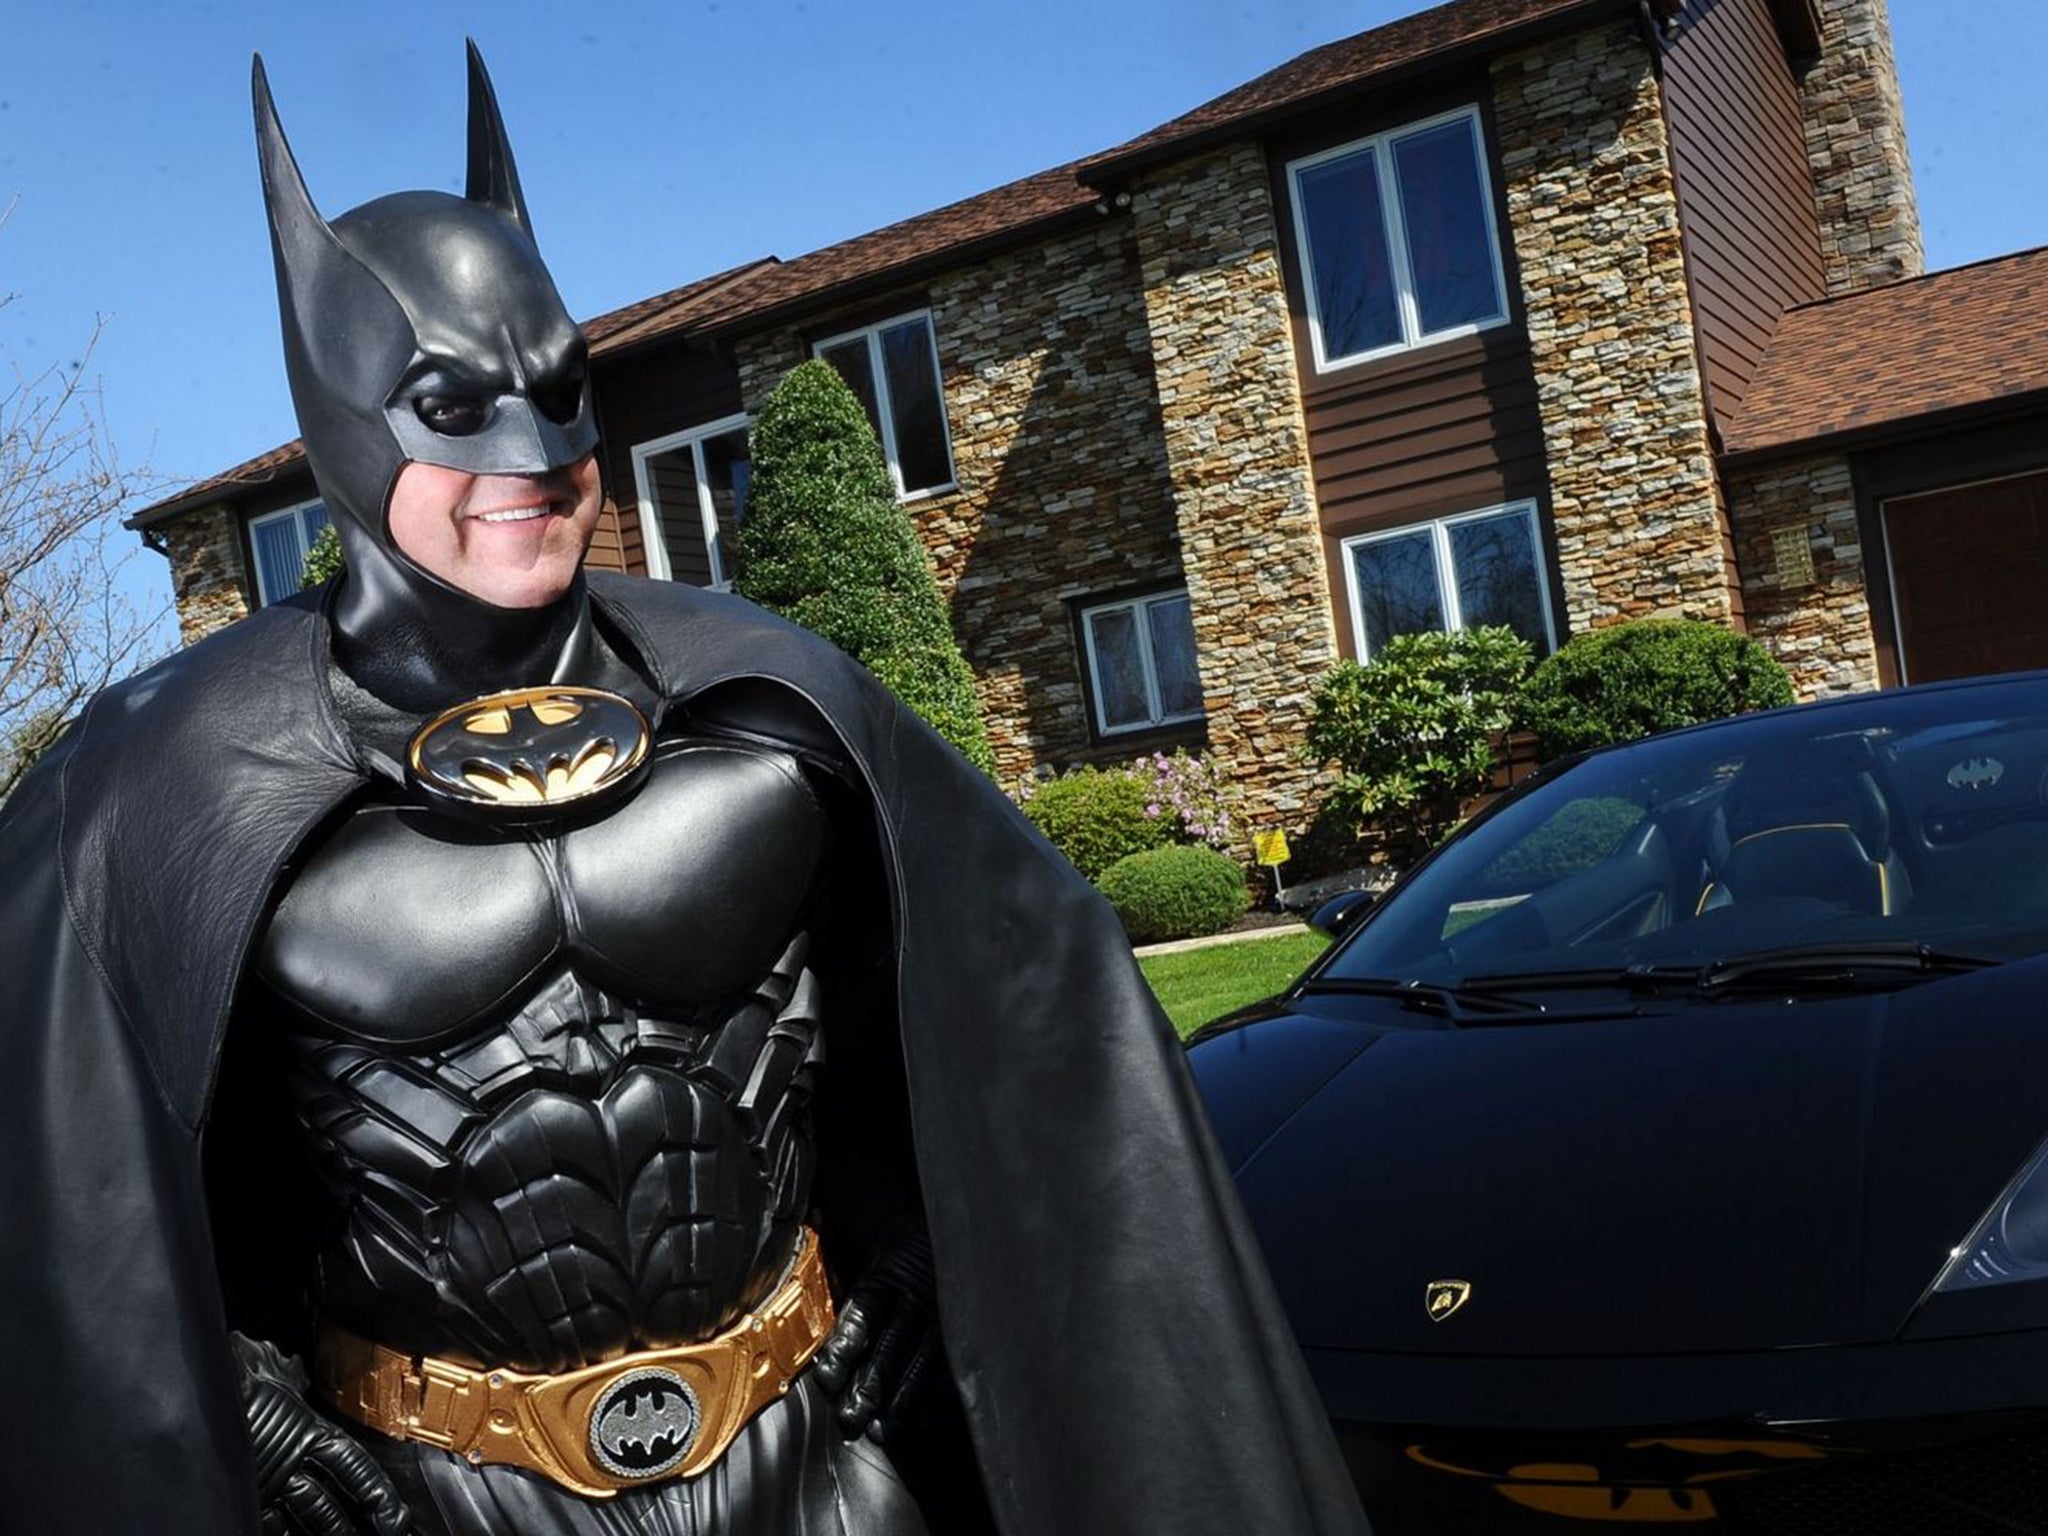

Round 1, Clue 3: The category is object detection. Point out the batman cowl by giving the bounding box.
[255,43,600,712]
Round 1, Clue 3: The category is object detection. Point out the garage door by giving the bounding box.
[1884,468,2048,683]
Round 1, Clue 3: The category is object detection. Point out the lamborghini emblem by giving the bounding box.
[1425,1279,1472,1322]
[408,685,650,817]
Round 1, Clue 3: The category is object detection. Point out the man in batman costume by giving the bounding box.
[0,45,1370,1536]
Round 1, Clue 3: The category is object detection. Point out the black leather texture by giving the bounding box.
[253,46,601,712]
[256,741,830,1370]
[231,1334,410,1536]
[0,576,1372,1536]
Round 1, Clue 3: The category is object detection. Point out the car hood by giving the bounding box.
[1193,958,2048,1358]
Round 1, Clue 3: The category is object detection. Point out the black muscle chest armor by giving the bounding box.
[254,737,832,1373]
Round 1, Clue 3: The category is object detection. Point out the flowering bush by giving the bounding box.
[1131,749,1232,851]
[1017,750,1237,879]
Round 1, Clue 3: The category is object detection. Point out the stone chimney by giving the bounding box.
[1798,0,1924,295]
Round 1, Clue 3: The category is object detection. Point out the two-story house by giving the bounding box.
[131,0,2048,839]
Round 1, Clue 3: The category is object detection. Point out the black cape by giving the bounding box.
[0,573,1368,1535]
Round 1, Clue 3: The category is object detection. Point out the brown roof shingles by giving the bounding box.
[583,257,781,353]
[127,437,312,527]
[1081,0,1608,178]
[1723,246,2048,461]
[693,161,1103,337]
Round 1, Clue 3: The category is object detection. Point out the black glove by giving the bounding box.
[231,1333,411,1536]
[811,1222,942,1443]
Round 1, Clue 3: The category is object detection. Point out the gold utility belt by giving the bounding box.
[315,1229,835,1498]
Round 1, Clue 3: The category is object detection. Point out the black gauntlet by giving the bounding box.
[812,1221,942,1443]
[231,1333,410,1536]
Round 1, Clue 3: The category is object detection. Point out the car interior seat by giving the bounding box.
[1696,762,1910,918]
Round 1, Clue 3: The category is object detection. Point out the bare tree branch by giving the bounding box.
[0,239,174,795]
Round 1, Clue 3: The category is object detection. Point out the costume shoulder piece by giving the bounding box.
[58,599,365,1123]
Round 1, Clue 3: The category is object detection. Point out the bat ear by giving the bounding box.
[464,39,533,240]
[253,54,349,298]
[251,54,416,417]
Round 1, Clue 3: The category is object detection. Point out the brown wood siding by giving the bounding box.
[1658,0,1826,442]
[1299,330,1549,531]
[1267,86,1556,661]
[583,502,628,574]
[590,342,745,578]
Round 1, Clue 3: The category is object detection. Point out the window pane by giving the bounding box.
[879,318,952,493]
[1145,596,1203,717]
[1088,607,1152,729]
[1449,509,1548,653]
[1392,119,1502,335]
[1350,529,1446,655]
[251,514,306,605]
[701,428,750,581]
[298,502,331,544]
[646,445,713,585]
[1297,149,1402,360]
[818,338,884,444]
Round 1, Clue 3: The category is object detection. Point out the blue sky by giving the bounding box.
[2,1,2041,626]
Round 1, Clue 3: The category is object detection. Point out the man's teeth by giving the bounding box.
[478,504,552,524]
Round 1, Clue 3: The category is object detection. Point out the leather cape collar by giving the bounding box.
[57,574,869,1129]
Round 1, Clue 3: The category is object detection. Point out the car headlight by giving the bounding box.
[1930,1134,2048,1292]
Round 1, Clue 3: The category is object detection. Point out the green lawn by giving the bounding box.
[1140,930,1330,1039]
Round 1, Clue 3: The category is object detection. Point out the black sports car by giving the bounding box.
[1190,672,2048,1534]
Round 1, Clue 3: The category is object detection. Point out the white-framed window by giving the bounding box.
[1079,588,1205,737]
[1340,500,1556,661]
[246,497,331,606]
[631,414,752,589]
[813,310,956,499]
[1287,105,1510,372]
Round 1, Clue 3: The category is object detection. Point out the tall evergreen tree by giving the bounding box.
[734,360,994,774]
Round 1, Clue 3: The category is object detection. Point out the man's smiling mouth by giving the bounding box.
[475,502,554,524]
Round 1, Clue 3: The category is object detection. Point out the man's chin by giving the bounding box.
[447,561,582,610]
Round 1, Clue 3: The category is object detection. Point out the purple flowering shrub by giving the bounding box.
[1131,749,1232,852]
[1016,750,1237,882]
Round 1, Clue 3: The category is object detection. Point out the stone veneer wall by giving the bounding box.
[730,215,1189,788]
[160,502,251,646]
[1798,0,1923,296]
[1723,453,1880,697]
[1125,142,1338,827]
[1492,22,1737,632]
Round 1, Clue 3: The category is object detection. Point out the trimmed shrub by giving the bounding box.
[1519,619,1795,759]
[734,360,994,773]
[1098,844,1249,945]
[1022,766,1177,881]
[300,521,344,588]
[1303,625,1532,855]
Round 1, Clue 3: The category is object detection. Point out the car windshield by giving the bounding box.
[1320,677,2048,993]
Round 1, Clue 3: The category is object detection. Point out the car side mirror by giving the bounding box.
[1307,888,1377,939]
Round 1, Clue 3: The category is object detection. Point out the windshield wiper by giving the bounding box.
[1292,975,1549,1021]
[1693,941,2001,994]
[1459,964,1702,994]
[1461,944,1999,1000]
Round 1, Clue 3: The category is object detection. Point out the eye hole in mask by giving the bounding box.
[414,394,492,437]
[531,362,586,427]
